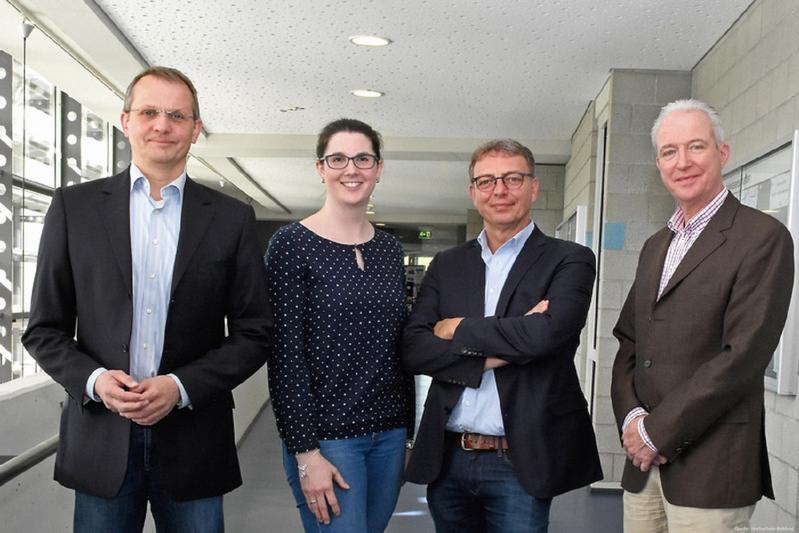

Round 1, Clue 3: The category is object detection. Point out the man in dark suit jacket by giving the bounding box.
[22,67,272,532]
[611,99,794,532]
[402,139,602,532]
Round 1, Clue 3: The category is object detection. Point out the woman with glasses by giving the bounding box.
[265,118,413,532]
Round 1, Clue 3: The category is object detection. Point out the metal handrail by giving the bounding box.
[0,435,58,486]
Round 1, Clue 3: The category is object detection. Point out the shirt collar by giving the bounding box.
[477,220,536,255]
[667,188,728,233]
[129,162,187,199]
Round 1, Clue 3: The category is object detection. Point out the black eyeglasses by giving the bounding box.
[471,172,534,191]
[319,153,379,170]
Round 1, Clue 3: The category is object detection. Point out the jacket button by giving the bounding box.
[643,360,652,368]
[648,316,653,322]
[121,343,128,353]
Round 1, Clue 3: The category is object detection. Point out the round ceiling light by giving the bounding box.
[349,35,391,47]
[351,89,384,98]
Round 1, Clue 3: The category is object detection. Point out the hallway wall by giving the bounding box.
[692,0,799,527]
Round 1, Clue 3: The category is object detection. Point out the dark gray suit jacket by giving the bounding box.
[402,227,603,498]
[611,194,794,507]
[22,169,273,500]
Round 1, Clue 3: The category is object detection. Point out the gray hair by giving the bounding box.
[469,139,535,179]
[650,99,724,148]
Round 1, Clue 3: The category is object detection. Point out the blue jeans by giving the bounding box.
[427,443,552,533]
[282,427,406,533]
[74,424,224,533]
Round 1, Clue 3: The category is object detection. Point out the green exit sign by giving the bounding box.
[419,230,432,240]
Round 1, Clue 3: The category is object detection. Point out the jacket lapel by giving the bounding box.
[657,194,737,301]
[644,229,672,308]
[100,171,133,295]
[171,178,215,295]
[495,227,547,317]
[464,240,487,318]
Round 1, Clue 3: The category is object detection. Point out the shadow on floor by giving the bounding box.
[226,406,622,532]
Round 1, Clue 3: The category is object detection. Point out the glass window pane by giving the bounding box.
[82,109,108,182]
[11,62,56,189]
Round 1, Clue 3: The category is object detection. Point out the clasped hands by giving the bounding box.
[433,299,549,370]
[94,369,180,426]
[622,415,668,472]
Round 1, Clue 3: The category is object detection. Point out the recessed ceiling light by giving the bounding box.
[375,222,386,227]
[349,35,391,47]
[351,89,384,98]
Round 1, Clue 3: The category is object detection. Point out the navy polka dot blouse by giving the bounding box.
[265,222,412,454]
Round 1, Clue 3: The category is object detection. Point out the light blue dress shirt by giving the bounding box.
[445,221,535,436]
[86,164,190,407]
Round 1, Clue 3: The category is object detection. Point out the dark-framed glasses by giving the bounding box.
[320,153,379,170]
[471,172,533,191]
[129,107,196,123]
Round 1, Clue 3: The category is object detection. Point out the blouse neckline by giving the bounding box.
[296,221,377,248]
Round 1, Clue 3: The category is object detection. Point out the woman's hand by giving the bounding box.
[296,449,350,524]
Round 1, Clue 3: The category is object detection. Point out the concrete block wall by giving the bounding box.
[563,102,597,396]
[564,102,597,230]
[693,0,799,527]
[533,164,566,236]
[693,0,799,170]
[587,69,691,486]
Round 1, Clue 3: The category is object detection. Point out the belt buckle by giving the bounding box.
[460,433,474,451]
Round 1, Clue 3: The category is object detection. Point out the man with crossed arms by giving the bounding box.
[403,139,602,532]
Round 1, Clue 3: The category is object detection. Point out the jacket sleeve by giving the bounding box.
[611,278,641,431]
[401,253,486,388]
[448,245,596,364]
[21,188,103,402]
[645,224,794,459]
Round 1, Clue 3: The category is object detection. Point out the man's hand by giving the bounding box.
[622,415,667,472]
[95,370,147,414]
[296,450,350,525]
[434,317,464,340]
[525,299,549,315]
[121,376,181,426]
[484,357,508,369]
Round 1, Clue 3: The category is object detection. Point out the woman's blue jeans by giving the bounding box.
[282,427,405,532]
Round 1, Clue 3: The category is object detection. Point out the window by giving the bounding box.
[723,133,799,395]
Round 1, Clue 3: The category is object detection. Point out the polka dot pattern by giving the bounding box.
[265,222,410,454]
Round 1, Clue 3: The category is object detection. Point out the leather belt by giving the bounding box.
[447,431,509,451]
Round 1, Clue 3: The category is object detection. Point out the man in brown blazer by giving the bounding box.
[611,99,794,532]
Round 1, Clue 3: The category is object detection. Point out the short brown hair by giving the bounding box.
[468,139,535,179]
[123,66,200,119]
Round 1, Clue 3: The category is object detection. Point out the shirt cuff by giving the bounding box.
[168,373,191,409]
[85,367,108,402]
[637,416,658,452]
[622,407,648,432]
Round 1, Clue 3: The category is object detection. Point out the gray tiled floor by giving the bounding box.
[226,406,622,532]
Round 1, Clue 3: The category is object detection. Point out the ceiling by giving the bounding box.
[8,0,752,225]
